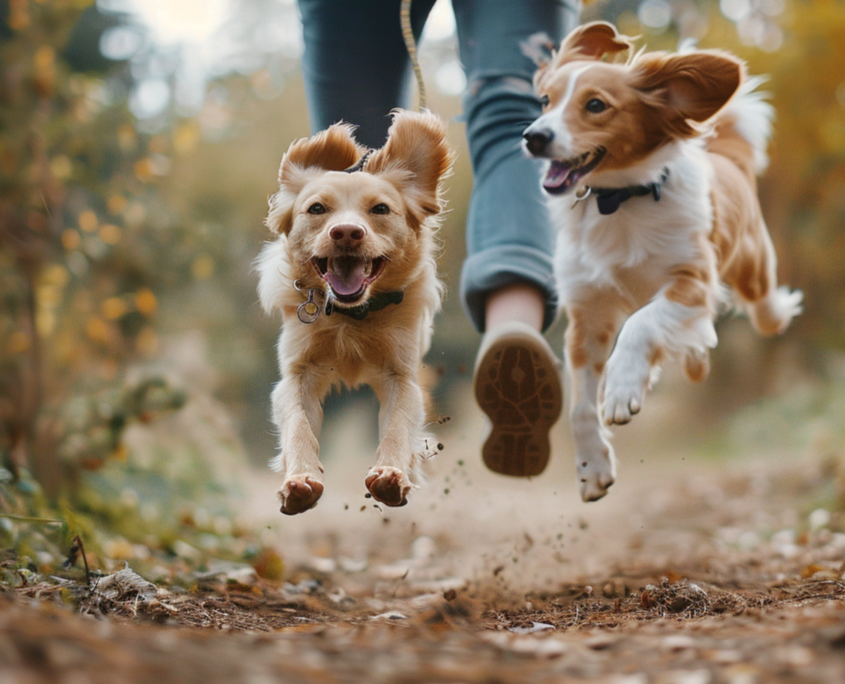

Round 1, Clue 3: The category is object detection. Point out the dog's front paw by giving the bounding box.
[577,444,616,502]
[365,466,411,507]
[278,475,324,515]
[603,356,650,426]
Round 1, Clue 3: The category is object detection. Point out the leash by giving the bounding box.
[343,149,373,173]
[400,0,427,111]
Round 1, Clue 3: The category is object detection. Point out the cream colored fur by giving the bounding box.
[256,110,451,515]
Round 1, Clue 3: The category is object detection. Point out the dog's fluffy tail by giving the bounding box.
[709,75,774,178]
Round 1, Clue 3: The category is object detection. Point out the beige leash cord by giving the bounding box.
[400,0,427,111]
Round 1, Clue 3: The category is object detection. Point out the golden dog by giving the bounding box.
[256,110,452,515]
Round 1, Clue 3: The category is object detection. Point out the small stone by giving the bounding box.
[662,635,696,652]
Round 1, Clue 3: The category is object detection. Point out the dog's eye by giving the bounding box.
[585,98,607,114]
[539,94,550,107]
[307,202,327,215]
[371,203,390,215]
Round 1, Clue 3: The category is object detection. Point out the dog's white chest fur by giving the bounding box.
[552,142,713,308]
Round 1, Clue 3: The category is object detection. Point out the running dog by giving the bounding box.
[523,22,802,502]
[257,110,452,514]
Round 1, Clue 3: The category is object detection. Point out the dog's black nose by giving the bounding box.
[523,127,554,156]
[329,223,366,245]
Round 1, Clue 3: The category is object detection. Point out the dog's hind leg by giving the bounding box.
[729,220,802,336]
[367,368,427,507]
[746,285,803,336]
[271,371,327,515]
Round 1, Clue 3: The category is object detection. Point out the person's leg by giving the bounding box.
[486,283,545,331]
[298,0,436,148]
[453,0,579,332]
[453,0,580,476]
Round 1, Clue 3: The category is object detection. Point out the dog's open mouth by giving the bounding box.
[543,147,607,195]
[311,255,386,304]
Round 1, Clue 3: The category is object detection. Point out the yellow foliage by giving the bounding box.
[36,309,56,338]
[111,444,129,463]
[86,317,111,345]
[100,297,128,320]
[37,284,62,309]
[61,229,80,250]
[42,264,69,287]
[98,224,121,245]
[107,195,127,215]
[135,288,158,316]
[33,45,54,71]
[133,158,155,183]
[173,122,200,155]
[78,209,98,233]
[8,0,30,31]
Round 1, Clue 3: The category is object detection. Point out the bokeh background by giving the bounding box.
[1,0,844,573]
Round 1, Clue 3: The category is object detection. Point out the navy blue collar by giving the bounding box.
[591,168,670,215]
[330,290,404,320]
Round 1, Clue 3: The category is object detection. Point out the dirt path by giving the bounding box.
[3,385,845,683]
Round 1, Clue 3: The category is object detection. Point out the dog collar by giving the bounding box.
[294,280,404,324]
[333,290,405,321]
[587,168,670,216]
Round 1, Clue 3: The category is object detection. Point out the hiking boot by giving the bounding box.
[473,321,563,477]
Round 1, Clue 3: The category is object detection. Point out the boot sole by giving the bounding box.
[474,334,562,477]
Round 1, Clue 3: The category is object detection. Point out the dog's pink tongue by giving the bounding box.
[325,258,367,296]
[543,160,575,193]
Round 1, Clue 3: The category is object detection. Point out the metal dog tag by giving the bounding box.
[571,185,591,209]
[293,279,325,324]
[297,291,321,324]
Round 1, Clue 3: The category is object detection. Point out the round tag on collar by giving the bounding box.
[297,298,321,324]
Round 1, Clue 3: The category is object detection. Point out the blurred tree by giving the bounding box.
[0,0,185,494]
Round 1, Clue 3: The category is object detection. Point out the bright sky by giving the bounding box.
[109,0,231,46]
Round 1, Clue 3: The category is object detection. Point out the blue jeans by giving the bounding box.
[298,0,579,331]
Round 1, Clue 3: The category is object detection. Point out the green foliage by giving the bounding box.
[0,2,218,487]
[0,466,67,579]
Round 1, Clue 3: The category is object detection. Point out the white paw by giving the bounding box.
[603,353,650,426]
[576,443,617,502]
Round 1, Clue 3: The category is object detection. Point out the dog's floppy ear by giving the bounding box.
[631,51,743,137]
[535,22,632,91]
[366,110,452,221]
[265,124,366,234]
[557,21,632,62]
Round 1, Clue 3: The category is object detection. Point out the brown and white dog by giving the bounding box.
[523,23,802,502]
[256,110,451,515]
